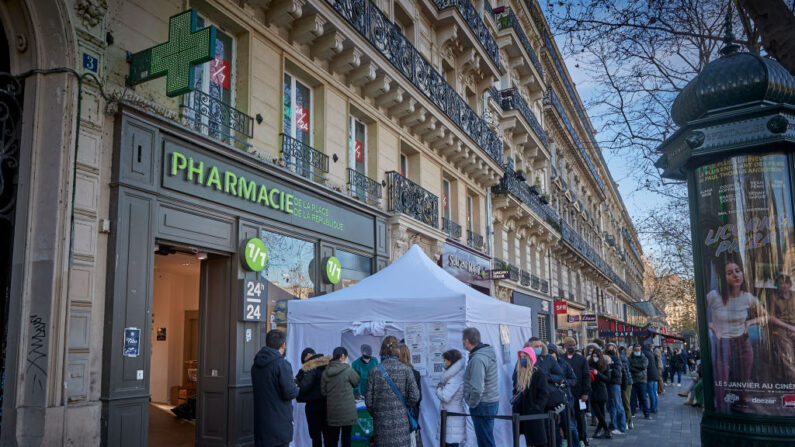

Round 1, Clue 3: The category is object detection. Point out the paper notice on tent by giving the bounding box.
[427,322,447,378]
[405,323,427,375]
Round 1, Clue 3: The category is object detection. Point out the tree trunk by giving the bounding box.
[736,0,795,74]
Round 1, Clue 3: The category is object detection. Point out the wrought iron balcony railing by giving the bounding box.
[347,168,382,205]
[386,171,439,228]
[432,0,501,70]
[540,279,549,293]
[531,274,540,290]
[500,87,548,148]
[569,292,575,301]
[496,8,544,77]
[467,229,484,251]
[280,133,329,182]
[520,270,530,287]
[508,263,519,282]
[442,217,462,240]
[181,90,254,147]
[492,163,559,225]
[325,0,503,166]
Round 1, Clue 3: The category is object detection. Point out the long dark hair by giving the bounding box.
[717,255,747,305]
[775,273,792,299]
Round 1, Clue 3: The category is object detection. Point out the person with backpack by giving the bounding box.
[321,347,361,447]
[296,348,331,447]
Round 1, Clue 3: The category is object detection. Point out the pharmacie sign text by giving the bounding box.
[162,143,375,248]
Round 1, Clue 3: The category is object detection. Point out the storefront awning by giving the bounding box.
[631,300,663,317]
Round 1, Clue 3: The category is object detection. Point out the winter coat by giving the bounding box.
[512,367,549,447]
[463,344,499,408]
[644,349,660,381]
[608,354,623,386]
[590,362,611,403]
[535,354,566,409]
[619,353,633,387]
[562,353,591,399]
[296,354,330,404]
[557,357,578,404]
[251,346,299,447]
[352,355,379,397]
[435,359,467,444]
[671,354,685,372]
[365,357,420,447]
[321,361,360,427]
[409,368,422,428]
[629,353,649,384]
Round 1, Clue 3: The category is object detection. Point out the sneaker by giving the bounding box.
[611,429,624,435]
[678,392,688,397]
[644,415,653,420]
[628,420,634,429]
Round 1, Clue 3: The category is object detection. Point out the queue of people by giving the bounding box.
[251,328,683,447]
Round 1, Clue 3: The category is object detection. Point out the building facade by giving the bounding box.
[0,0,644,444]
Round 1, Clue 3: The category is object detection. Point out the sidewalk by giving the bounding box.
[585,382,704,447]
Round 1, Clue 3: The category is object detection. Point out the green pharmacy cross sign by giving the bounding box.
[127,9,216,97]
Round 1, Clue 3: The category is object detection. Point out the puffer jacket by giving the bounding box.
[296,354,331,403]
[463,344,499,408]
[321,360,360,427]
[435,359,467,444]
[608,354,623,385]
[251,346,299,447]
[629,353,649,384]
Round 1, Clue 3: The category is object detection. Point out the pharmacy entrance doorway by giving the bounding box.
[147,245,231,446]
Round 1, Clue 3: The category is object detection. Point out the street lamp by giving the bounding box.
[654,14,795,446]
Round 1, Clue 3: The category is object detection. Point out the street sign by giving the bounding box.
[127,9,216,97]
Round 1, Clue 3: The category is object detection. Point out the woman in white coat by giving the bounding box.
[435,349,466,447]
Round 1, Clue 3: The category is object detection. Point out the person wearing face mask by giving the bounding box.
[560,337,591,446]
[617,346,633,429]
[629,344,650,420]
[588,348,611,439]
[519,338,565,443]
[512,347,549,447]
[322,347,361,447]
[604,344,626,435]
[435,349,466,447]
[352,344,379,398]
[296,348,331,447]
[548,343,580,447]
[251,329,299,447]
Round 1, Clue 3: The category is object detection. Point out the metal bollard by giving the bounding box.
[512,413,521,447]
[439,409,447,447]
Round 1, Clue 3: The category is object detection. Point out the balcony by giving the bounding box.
[540,279,549,293]
[500,88,548,148]
[442,217,462,240]
[385,171,439,228]
[467,229,484,251]
[508,263,519,282]
[531,274,540,290]
[521,270,530,287]
[347,168,382,205]
[280,134,329,182]
[494,7,543,77]
[432,0,501,70]
[492,162,559,225]
[181,90,254,147]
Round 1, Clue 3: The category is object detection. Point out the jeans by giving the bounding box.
[675,369,682,384]
[631,383,649,417]
[607,384,626,432]
[557,404,580,447]
[325,425,352,447]
[470,402,498,447]
[621,385,632,426]
[647,380,659,412]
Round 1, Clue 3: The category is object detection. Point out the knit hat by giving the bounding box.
[563,336,576,347]
[360,344,373,357]
[518,347,538,365]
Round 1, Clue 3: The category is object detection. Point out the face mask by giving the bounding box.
[533,347,542,356]
[633,352,641,357]
[592,356,599,362]
[520,358,528,367]
[566,347,575,355]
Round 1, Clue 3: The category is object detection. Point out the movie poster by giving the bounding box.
[695,153,795,416]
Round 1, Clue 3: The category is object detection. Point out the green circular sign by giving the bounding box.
[242,238,268,272]
[325,256,342,285]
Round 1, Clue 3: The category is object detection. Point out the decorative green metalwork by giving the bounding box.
[127,9,216,97]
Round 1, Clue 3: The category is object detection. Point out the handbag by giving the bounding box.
[377,364,419,432]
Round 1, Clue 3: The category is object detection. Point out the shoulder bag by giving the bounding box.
[377,364,419,432]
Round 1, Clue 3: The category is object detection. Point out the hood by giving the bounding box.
[301,354,331,372]
[324,361,351,377]
[254,346,284,368]
[470,344,496,362]
[441,357,465,382]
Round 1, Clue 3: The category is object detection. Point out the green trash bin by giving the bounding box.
[351,402,373,447]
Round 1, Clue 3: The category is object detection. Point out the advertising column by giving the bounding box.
[695,153,795,416]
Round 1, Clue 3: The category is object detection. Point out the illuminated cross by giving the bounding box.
[127,9,216,97]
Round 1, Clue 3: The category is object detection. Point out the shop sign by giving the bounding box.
[123,327,141,357]
[325,256,342,285]
[567,315,580,323]
[581,314,596,322]
[127,9,216,97]
[243,279,265,321]
[695,153,795,416]
[554,301,567,314]
[242,238,268,272]
[163,145,375,247]
[488,269,510,280]
[441,243,490,288]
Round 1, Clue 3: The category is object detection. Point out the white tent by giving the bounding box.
[287,244,534,446]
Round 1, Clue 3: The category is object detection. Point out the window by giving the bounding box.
[184,15,237,143]
[400,153,409,178]
[537,314,549,342]
[442,178,451,222]
[283,72,313,177]
[393,3,414,44]
[466,194,474,232]
[259,230,316,331]
[349,117,367,175]
[337,249,372,289]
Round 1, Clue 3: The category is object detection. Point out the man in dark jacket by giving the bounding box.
[549,343,580,447]
[629,344,650,419]
[252,329,299,447]
[562,337,591,446]
[295,348,331,447]
[642,343,660,413]
[618,346,633,429]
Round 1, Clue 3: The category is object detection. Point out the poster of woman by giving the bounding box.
[696,152,795,416]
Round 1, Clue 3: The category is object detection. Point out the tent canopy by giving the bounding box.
[288,244,532,326]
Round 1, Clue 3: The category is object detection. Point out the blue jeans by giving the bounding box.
[556,404,580,447]
[675,369,682,384]
[607,384,627,432]
[470,402,498,447]
[631,383,649,417]
[647,380,658,412]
